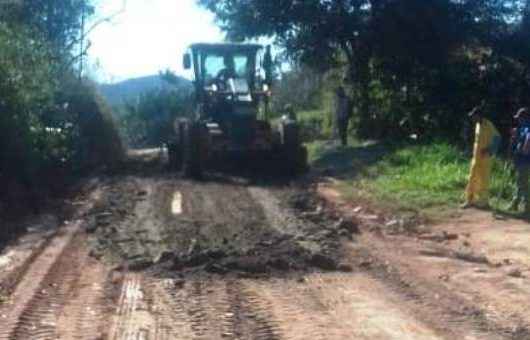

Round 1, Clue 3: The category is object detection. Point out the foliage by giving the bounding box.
[0,23,58,183]
[0,1,125,222]
[271,65,323,113]
[0,0,94,49]
[61,77,124,169]
[120,86,193,148]
[200,0,530,142]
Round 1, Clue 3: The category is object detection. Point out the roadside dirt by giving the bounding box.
[319,181,530,339]
[0,149,526,339]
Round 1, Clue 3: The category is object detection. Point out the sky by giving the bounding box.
[87,0,225,83]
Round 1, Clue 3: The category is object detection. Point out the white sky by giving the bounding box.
[87,0,224,83]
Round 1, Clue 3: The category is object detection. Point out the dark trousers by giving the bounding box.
[514,162,530,209]
[338,118,349,146]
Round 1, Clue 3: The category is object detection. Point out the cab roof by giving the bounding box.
[190,43,263,54]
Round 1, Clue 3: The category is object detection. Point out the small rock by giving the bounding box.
[154,251,175,264]
[187,239,200,255]
[205,263,228,274]
[507,268,523,278]
[297,277,307,283]
[85,223,98,234]
[443,231,459,241]
[226,258,268,274]
[128,259,153,271]
[337,263,353,272]
[267,258,291,271]
[454,251,489,264]
[172,279,185,289]
[419,231,458,242]
[359,260,372,268]
[438,274,450,282]
[338,229,353,240]
[185,252,211,267]
[259,240,274,247]
[361,214,379,221]
[89,249,103,260]
[335,218,360,234]
[110,271,123,284]
[206,249,227,260]
[385,219,400,228]
[310,253,338,271]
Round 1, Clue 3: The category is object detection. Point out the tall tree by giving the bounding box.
[199,0,527,138]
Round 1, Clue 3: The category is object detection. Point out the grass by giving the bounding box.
[308,139,517,220]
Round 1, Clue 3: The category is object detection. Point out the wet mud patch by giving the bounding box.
[85,175,357,275]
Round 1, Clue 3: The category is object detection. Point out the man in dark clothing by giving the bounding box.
[510,107,530,213]
[335,86,351,146]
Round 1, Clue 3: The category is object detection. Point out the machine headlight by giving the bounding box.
[262,84,269,92]
[211,84,218,92]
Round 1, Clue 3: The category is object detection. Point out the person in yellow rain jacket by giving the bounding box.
[461,106,501,209]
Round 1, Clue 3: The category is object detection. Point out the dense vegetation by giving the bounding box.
[0,1,123,220]
[110,72,193,148]
[120,87,192,148]
[200,0,530,142]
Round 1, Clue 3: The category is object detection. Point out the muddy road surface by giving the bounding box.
[0,149,523,339]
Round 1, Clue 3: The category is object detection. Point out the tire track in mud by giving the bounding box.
[145,278,195,340]
[243,273,456,340]
[110,274,155,340]
[9,235,96,340]
[223,279,282,340]
[242,277,330,340]
[0,222,81,340]
[55,257,109,340]
[114,275,285,340]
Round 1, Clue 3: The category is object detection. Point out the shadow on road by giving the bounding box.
[310,140,396,181]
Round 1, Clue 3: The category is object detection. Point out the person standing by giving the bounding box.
[510,107,530,213]
[335,86,351,146]
[462,106,501,209]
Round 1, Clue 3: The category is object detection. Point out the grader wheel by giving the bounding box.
[184,123,208,179]
[280,120,308,176]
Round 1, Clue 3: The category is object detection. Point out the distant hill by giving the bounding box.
[98,74,192,107]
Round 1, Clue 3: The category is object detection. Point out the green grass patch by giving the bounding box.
[308,140,517,219]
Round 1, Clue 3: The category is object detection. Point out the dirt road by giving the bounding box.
[0,150,526,339]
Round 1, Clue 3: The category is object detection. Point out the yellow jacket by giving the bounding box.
[465,118,500,205]
[472,118,500,159]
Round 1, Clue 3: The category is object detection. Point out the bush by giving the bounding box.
[0,23,57,184]
[0,23,124,220]
[120,88,192,148]
[61,77,125,170]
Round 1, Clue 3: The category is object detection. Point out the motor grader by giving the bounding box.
[167,43,307,178]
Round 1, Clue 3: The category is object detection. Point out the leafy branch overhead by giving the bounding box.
[199,0,530,139]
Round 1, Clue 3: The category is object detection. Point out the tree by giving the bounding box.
[121,86,192,148]
[199,0,529,140]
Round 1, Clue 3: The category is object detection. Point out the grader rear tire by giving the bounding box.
[167,142,183,171]
[184,123,206,179]
[279,120,308,176]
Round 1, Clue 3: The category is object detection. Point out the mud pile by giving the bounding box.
[85,176,358,274]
